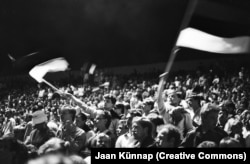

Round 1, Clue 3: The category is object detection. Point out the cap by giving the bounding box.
[32,110,48,125]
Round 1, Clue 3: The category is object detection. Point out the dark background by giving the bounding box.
[0,0,250,74]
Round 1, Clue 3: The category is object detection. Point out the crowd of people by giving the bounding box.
[1,63,250,164]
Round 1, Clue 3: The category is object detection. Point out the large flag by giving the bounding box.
[176,27,250,54]
[29,57,69,83]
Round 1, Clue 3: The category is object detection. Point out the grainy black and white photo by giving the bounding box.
[0,0,250,164]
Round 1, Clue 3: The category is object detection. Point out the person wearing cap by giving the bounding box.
[57,105,86,154]
[24,110,55,151]
[185,92,202,127]
[180,103,228,147]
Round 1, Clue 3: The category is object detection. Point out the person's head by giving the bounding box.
[125,109,142,129]
[147,113,164,138]
[226,118,243,135]
[96,133,111,148]
[59,105,76,125]
[200,103,220,130]
[217,108,228,127]
[5,109,14,119]
[38,137,69,155]
[219,137,242,148]
[114,102,124,115]
[169,106,185,126]
[131,117,153,141]
[223,100,236,116]
[186,93,202,110]
[94,110,111,130]
[167,90,180,106]
[142,97,154,114]
[197,141,217,148]
[156,124,181,148]
[103,94,116,110]
[116,119,128,136]
[75,112,88,128]
[32,110,48,131]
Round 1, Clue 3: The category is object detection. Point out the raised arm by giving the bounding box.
[62,92,97,119]
[156,72,168,115]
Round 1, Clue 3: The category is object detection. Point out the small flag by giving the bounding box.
[89,64,97,75]
[99,82,110,88]
[92,87,100,92]
[176,28,250,54]
[29,57,69,83]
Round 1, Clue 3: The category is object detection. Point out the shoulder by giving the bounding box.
[76,127,86,136]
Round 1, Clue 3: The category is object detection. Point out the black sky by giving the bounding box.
[0,0,250,74]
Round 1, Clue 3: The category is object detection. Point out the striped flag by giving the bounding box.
[29,57,69,83]
[176,28,250,54]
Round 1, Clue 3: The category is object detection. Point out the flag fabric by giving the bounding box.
[176,27,250,54]
[29,57,69,83]
[89,64,97,75]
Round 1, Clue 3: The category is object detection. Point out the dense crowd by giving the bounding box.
[1,64,250,164]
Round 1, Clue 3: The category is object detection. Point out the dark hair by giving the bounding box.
[103,94,116,105]
[115,103,125,114]
[132,117,153,137]
[158,124,181,147]
[59,105,76,121]
[99,110,112,128]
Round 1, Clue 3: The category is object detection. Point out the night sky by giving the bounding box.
[0,0,250,74]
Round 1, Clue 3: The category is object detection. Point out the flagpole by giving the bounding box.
[42,79,59,91]
[164,0,198,74]
[157,0,198,95]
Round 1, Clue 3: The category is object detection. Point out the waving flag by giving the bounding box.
[176,28,250,54]
[29,57,69,83]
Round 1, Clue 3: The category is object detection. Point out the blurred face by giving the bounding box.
[187,98,197,108]
[143,103,151,114]
[115,108,122,115]
[116,120,128,136]
[75,115,85,128]
[202,111,218,130]
[218,110,228,126]
[132,122,146,140]
[104,99,113,110]
[94,112,106,130]
[96,135,110,148]
[168,94,179,105]
[156,131,173,148]
[60,111,73,124]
